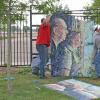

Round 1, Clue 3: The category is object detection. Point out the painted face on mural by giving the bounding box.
[53,18,68,42]
[72,33,80,48]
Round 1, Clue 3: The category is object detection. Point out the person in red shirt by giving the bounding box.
[36,16,50,79]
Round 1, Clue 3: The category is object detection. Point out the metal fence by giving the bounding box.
[0,6,100,67]
[30,5,47,62]
[0,9,31,66]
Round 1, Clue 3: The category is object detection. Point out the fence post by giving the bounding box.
[30,5,32,63]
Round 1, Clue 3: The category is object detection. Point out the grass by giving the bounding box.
[0,67,100,100]
[0,68,74,100]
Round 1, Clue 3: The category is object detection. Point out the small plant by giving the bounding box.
[17,67,31,75]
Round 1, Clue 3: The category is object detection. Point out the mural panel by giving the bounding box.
[50,12,82,77]
[50,11,94,77]
[84,21,95,76]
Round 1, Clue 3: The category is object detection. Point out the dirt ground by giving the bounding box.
[0,67,18,75]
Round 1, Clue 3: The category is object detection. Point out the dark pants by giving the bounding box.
[36,44,48,77]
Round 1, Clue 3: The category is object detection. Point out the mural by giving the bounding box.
[45,79,100,99]
[84,21,95,77]
[50,12,81,77]
[50,11,95,77]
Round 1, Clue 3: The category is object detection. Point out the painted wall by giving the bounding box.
[83,21,95,77]
[50,12,95,77]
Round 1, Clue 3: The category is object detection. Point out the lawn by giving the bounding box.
[0,67,100,100]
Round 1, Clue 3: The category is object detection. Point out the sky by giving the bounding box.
[22,0,92,10]
[20,0,93,26]
[31,0,92,25]
[60,0,92,10]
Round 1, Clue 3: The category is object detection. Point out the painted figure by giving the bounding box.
[51,18,68,76]
[64,32,81,77]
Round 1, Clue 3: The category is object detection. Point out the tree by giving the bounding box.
[30,0,69,14]
[23,26,30,32]
[0,0,28,24]
[0,0,28,93]
[84,0,100,24]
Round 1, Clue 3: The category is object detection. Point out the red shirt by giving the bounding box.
[36,23,50,47]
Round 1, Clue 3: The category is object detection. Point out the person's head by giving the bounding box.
[53,18,68,42]
[93,25,100,33]
[41,18,46,24]
[68,32,80,48]
[97,26,100,33]
[94,27,98,32]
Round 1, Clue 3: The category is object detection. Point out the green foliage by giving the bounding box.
[0,0,28,24]
[0,36,15,40]
[23,26,30,32]
[0,0,70,24]
[17,67,31,75]
[84,0,100,24]
[31,0,69,14]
